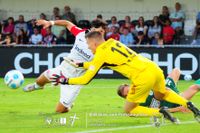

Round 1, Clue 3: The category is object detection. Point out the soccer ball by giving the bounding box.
[184,74,192,81]
[4,70,24,89]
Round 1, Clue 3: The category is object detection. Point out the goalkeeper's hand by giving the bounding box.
[50,71,69,86]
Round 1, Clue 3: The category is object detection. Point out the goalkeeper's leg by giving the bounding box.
[154,86,200,122]
[124,101,178,123]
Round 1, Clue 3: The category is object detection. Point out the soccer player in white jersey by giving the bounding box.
[23,19,107,113]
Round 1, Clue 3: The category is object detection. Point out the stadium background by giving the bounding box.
[0,0,200,79]
[1,1,200,133]
[0,0,199,21]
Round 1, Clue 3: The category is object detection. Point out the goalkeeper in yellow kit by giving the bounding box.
[50,31,200,123]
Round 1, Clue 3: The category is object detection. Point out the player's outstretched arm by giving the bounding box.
[63,57,91,69]
[50,53,105,85]
[36,19,75,31]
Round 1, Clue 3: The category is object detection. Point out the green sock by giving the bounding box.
[165,77,179,93]
[195,79,200,86]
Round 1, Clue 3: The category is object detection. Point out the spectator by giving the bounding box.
[134,31,149,45]
[16,29,28,44]
[107,26,120,41]
[43,27,57,45]
[14,15,28,36]
[2,17,15,35]
[62,5,77,24]
[119,16,135,34]
[159,6,170,26]
[0,34,2,42]
[56,30,67,44]
[29,28,42,45]
[151,32,164,46]
[51,7,60,20]
[197,11,200,21]
[170,2,185,44]
[0,34,14,45]
[28,19,41,37]
[120,27,134,45]
[51,16,66,38]
[108,16,119,31]
[96,14,103,21]
[40,13,47,20]
[39,13,48,37]
[0,23,2,33]
[41,28,47,37]
[135,16,148,36]
[191,12,200,45]
[148,16,162,42]
[163,19,175,44]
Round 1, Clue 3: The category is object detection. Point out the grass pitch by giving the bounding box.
[0,78,200,133]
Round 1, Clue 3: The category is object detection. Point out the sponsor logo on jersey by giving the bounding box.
[75,45,92,59]
[79,39,84,42]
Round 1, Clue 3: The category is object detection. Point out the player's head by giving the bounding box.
[117,84,130,98]
[90,19,107,36]
[85,31,105,53]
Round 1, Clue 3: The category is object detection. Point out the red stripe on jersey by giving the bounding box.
[70,26,86,36]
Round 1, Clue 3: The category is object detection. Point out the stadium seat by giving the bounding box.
[144,20,153,27]
[118,20,125,26]
[106,20,111,25]
[78,20,91,29]
[131,20,139,26]
[184,20,195,36]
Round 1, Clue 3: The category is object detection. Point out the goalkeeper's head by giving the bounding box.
[90,19,107,36]
[117,84,130,98]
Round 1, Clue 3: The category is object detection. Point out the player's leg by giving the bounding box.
[167,68,181,83]
[125,100,178,123]
[181,79,200,100]
[153,69,200,120]
[23,66,61,92]
[23,73,49,92]
[125,71,161,116]
[56,102,70,113]
[153,67,188,107]
[125,68,178,123]
[56,84,81,113]
[35,73,50,87]
[126,70,173,118]
[124,101,160,116]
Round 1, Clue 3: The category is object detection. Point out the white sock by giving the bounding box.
[34,83,43,90]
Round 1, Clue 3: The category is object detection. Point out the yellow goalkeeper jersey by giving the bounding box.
[68,39,154,85]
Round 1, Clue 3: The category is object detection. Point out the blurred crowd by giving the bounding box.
[0,2,200,46]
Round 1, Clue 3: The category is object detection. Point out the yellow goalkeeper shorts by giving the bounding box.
[126,62,166,103]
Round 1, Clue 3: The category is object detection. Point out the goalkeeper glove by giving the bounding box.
[50,71,69,86]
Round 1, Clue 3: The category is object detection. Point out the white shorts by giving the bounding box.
[43,60,85,108]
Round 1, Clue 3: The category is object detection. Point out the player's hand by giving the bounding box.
[36,19,52,29]
[50,71,69,86]
[63,57,83,68]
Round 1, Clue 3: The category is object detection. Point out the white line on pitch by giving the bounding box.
[73,121,196,133]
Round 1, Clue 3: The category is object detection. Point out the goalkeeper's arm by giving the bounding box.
[68,55,105,85]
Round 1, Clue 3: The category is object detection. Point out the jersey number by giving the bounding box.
[111,43,133,58]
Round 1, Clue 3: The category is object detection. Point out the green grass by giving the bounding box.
[0,78,200,133]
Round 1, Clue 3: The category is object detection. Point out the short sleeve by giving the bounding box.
[70,26,86,36]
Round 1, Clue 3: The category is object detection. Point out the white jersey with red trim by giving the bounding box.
[67,26,93,62]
